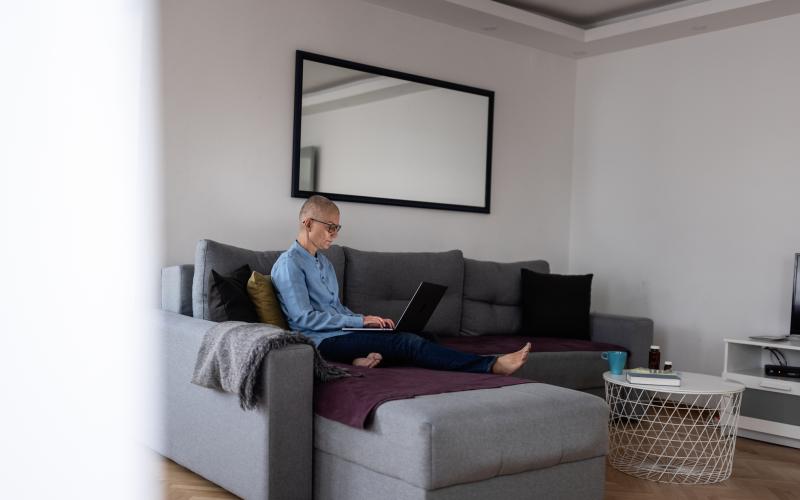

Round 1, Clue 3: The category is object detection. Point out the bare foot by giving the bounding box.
[491,342,531,376]
[352,352,382,368]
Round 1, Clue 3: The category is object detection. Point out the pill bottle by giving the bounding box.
[648,346,661,372]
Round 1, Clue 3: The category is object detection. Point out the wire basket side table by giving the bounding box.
[603,371,745,484]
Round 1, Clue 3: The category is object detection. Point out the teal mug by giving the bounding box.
[601,351,627,375]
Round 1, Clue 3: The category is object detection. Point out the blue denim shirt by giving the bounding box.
[271,241,363,345]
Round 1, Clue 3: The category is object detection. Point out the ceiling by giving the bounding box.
[492,0,690,28]
[363,0,800,58]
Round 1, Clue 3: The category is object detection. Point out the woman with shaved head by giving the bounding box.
[272,195,530,374]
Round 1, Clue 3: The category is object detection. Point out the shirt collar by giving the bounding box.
[292,240,319,261]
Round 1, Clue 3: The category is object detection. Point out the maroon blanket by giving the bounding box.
[438,335,627,356]
[314,363,531,429]
[313,335,626,429]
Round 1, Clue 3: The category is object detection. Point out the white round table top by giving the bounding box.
[603,371,745,395]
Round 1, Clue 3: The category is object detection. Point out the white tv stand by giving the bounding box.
[723,336,800,448]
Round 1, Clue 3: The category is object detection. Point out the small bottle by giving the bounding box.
[648,346,661,372]
[663,361,673,373]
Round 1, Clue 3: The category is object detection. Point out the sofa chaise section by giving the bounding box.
[314,383,608,500]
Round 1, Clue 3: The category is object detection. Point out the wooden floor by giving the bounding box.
[160,438,800,500]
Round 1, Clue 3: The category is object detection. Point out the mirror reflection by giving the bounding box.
[292,53,493,212]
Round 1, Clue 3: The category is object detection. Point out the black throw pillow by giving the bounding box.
[520,268,593,340]
[208,264,260,323]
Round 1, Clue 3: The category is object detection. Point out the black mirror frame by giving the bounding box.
[291,50,494,214]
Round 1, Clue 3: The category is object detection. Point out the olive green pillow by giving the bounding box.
[246,271,289,330]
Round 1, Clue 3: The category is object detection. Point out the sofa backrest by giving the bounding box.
[460,258,549,336]
[171,239,549,337]
[342,247,464,337]
[191,239,345,321]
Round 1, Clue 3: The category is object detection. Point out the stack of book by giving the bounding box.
[626,368,682,386]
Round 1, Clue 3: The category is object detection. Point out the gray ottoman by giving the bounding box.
[314,383,609,500]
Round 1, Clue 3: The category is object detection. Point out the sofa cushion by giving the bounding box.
[515,351,610,391]
[314,383,608,490]
[247,271,289,329]
[192,239,345,320]
[438,335,625,391]
[208,265,259,323]
[343,247,464,336]
[521,269,593,340]
[461,258,549,336]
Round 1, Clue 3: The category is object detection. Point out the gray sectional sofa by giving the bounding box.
[153,239,653,500]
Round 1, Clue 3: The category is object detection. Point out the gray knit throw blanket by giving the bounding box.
[191,321,351,410]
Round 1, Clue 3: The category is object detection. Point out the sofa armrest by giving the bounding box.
[590,313,654,369]
[154,310,313,500]
[161,265,195,316]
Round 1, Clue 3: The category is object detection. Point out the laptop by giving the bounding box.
[343,281,447,333]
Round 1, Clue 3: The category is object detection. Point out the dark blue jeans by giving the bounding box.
[318,332,496,373]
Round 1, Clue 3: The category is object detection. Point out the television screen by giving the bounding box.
[792,253,800,335]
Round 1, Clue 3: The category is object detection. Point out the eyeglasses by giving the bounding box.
[309,218,342,234]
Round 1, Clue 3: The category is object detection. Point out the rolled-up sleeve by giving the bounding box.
[272,255,363,332]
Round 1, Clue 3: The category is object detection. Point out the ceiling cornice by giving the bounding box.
[364,0,800,58]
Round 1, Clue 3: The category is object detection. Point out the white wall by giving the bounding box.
[161,0,577,267]
[571,14,800,375]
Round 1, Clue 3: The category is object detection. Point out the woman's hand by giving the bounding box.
[363,315,396,329]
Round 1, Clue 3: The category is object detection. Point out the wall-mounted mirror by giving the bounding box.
[291,51,494,213]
